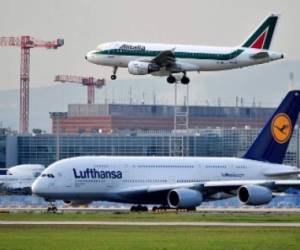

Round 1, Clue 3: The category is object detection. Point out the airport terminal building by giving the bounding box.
[50,103,275,133]
[1,127,299,168]
[1,103,299,168]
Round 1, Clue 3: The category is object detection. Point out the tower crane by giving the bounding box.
[54,75,105,104]
[0,36,64,133]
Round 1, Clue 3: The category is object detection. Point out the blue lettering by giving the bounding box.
[73,168,122,179]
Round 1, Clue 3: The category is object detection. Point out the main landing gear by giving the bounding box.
[130,204,148,212]
[167,72,190,84]
[152,206,196,212]
[111,66,118,80]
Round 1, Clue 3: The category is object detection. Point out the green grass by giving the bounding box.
[1,212,300,223]
[0,225,299,250]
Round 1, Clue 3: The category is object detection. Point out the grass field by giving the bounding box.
[1,211,300,222]
[0,225,299,250]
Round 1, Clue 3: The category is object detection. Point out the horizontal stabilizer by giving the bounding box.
[251,51,269,59]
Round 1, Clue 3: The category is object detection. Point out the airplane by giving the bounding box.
[85,14,284,84]
[32,90,300,212]
[0,164,45,195]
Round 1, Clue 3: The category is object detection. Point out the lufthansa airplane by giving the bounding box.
[0,164,45,195]
[85,14,283,84]
[32,90,300,211]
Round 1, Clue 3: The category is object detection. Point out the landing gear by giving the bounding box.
[152,205,170,212]
[181,72,190,84]
[47,202,57,213]
[181,76,190,84]
[186,207,196,212]
[167,73,190,84]
[167,75,176,84]
[111,66,118,80]
[130,205,148,212]
[152,206,195,212]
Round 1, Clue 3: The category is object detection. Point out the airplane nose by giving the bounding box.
[31,178,44,196]
[31,179,38,194]
[85,55,88,60]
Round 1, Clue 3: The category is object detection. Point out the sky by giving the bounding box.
[0,0,300,131]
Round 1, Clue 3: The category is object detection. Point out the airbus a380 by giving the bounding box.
[0,164,45,195]
[85,14,283,84]
[33,90,300,211]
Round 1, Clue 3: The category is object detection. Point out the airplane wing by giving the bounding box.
[151,50,176,67]
[263,169,300,177]
[117,179,300,200]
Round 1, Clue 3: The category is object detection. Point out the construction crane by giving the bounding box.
[54,75,105,104]
[0,35,64,134]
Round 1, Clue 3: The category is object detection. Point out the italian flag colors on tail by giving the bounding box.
[241,14,279,50]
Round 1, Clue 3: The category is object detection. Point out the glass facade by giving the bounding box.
[0,136,6,168]
[16,128,300,167]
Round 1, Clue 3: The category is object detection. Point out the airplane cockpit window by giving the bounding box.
[33,172,41,178]
[41,173,55,178]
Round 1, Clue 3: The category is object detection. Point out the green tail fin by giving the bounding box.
[241,14,279,50]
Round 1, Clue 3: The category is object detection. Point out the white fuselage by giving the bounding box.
[86,42,283,76]
[32,156,297,203]
[0,164,45,194]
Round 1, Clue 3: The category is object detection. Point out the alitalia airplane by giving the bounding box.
[32,90,300,212]
[85,14,283,84]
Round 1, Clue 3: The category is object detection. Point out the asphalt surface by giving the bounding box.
[1,207,300,214]
[0,221,300,227]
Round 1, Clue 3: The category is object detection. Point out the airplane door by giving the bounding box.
[169,176,176,184]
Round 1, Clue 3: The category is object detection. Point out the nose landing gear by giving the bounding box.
[47,202,58,213]
[111,66,118,80]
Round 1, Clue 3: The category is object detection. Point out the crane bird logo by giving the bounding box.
[271,113,292,144]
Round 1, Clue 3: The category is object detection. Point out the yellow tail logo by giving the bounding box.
[271,113,292,144]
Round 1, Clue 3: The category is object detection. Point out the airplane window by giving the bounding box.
[33,172,41,178]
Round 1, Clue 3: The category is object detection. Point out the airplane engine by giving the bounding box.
[167,188,203,209]
[128,61,160,75]
[63,200,92,207]
[238,185,272,205]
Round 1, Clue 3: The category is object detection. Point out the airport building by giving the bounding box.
[1,102,299,168]
[1,127,299,167]
[50,103,275,133]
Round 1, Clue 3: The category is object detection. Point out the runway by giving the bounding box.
[1,221,300,227]
[1,207,300,214]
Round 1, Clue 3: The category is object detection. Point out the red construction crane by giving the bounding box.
[0,36,64,134]
[54,75,105,104]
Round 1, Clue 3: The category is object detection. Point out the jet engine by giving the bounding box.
[128,61,160,75]
[237,185,272,205]
[167,188,203,208]
[63,200,92,207]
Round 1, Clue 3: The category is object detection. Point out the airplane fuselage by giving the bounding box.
[86,42,283,76]
[32,156,297,204]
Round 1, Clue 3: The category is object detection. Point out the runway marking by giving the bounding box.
[1,221,300,227]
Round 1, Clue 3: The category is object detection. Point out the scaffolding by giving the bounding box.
[169,81,189,156]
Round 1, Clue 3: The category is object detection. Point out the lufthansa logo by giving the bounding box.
[271,113,292,144]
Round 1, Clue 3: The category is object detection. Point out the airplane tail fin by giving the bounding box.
[243,90,300,164]
[241,14,279,50]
